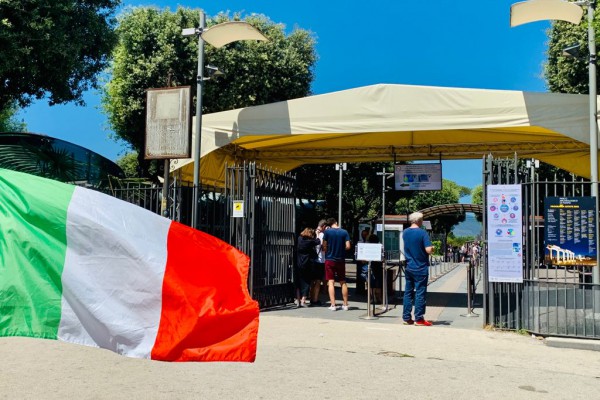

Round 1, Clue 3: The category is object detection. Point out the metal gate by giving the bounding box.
[484,154,600,338]
[225,162,297,308]
[104,162,297,309]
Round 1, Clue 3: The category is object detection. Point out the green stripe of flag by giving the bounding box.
[0,169,75,338]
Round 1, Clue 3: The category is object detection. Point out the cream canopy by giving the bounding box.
[170,84,597,186]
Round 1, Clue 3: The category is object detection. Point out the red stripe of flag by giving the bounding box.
[151,221,259,362]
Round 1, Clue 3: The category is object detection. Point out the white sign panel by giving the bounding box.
[394,163,442,191]
[145,86,192,159]
[232,200,244,218]
[356,243,383,261]
[487,184,523,283]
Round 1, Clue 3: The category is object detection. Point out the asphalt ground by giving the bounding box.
[2,263,600,399]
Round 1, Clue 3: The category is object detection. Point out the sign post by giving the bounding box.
[357,242,383,320]
[145,86,192,218]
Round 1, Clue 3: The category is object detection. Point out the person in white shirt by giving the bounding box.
[310,219,327,306]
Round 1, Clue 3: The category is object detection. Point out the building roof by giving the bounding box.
[171,83,597,186]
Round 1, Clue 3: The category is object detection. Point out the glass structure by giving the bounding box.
[0,132,124,187]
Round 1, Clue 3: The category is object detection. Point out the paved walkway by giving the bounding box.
[2,264,600,399]
[267,262,484,330]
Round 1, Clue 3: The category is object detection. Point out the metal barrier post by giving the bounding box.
[461,260,479,318]
[360,261,378,320]
[381,260,388,312]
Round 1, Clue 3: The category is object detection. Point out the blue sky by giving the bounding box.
[17,0,552,191]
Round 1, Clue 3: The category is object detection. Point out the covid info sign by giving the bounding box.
[487,184,523,283]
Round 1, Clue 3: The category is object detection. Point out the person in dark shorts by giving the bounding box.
[322,217,351,311]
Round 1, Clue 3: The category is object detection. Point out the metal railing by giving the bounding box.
[428,255,459,283]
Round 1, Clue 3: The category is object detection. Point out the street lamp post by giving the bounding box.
[511,0,600,286]
[182,11,268,229]
[335,163,347,226]
[191,11,206,231]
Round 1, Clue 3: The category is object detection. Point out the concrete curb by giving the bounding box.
[545,336,600,352]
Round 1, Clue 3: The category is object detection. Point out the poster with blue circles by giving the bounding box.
[487,184,523,283]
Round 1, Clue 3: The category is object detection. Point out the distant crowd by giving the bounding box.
[446,242,480,265]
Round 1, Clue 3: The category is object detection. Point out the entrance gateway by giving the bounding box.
[484,155,600,339]
[111,84,600,333]
[108,154,600,338]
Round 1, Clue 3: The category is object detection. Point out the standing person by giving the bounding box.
[322,217,351,311]
[447,245,453,263]
[471,242,480,267]
[310,219,327,306]
[402,212,434,326]
[296,227,320,308]
[460,243,467,263]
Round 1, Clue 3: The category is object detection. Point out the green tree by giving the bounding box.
[102,7,316,175]
[471,184,483,223]
[0,0,119,111]
[294,162,407,240]
[544,9,600,94]
[527,159,576,181]
[116,152,140,178]
[471,184,483,205]
[0,102,26,132]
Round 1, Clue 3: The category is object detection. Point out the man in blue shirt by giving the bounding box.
[322,217,351,311]
[402,212,434,326]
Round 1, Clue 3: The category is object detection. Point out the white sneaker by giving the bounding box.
[328,305,338,311]
[341,305,349,311]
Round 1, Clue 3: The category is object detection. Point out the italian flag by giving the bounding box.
[0,168,259,362]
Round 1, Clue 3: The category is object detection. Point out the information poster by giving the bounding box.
[487,185,523,283]
[544,197,596,266]
[356,243,383,261]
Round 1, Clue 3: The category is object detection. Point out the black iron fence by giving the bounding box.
[103,162,297,309]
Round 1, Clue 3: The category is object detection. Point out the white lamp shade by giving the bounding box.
[201,21,268,48]
[510,0,584,27]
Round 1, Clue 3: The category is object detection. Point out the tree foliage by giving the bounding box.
[471,184,483,223]
[102,7,317,172]
[116,151,140,178]
[295,164,471,238]
[0,102,26,132]
[471,184,483,205]
[295,162,400,239]
[528,159,576,181]
[545,10,599,94]
[0,0,119,111]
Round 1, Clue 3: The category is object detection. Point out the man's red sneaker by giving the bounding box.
[414,319,432,326]
[403,319,414,325]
